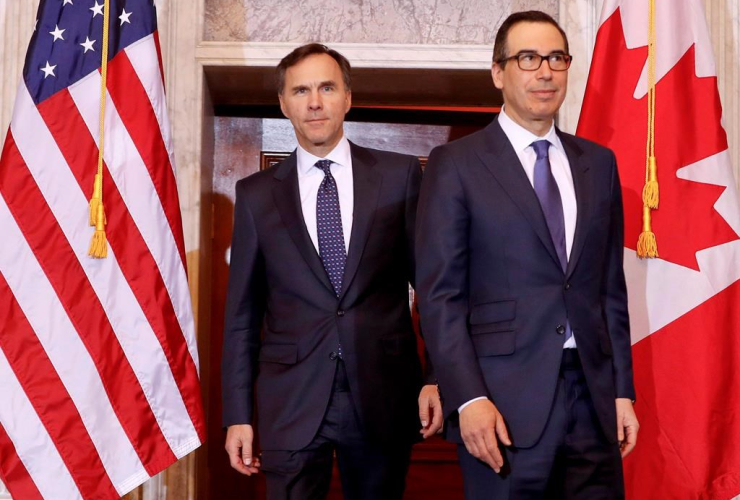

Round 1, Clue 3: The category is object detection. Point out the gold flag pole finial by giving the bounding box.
[638,0,659,258]
[88,0,111,258]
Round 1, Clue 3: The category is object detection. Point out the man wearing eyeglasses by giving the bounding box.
[416,10,639,499]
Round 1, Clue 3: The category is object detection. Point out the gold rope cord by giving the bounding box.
[637,0,659,258]
[88,0,111,258]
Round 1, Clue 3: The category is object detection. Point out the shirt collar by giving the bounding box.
[296,135,352,176]
[497,105,564,155]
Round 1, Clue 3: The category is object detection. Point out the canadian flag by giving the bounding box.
[577,0,740,498]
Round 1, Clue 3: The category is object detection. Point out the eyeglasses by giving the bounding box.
[497,52,573,71]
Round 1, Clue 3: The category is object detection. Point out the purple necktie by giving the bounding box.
[315,159,347,297]
[531,140,572,342]
[532,140,567,271]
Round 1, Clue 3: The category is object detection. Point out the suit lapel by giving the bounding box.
[559,132,591,279]
[272,152,334,294]
[339,142,382,301]
[475,119,563,270]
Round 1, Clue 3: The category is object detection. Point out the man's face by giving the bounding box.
[279,53,351,156]
[492,22,568,134]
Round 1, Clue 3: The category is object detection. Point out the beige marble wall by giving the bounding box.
[705,0,740,177]
[0,0,39,135]
[204,0,558,42]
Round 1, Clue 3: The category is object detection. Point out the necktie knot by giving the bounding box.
[531,140,550,160]
[315,159,333,175]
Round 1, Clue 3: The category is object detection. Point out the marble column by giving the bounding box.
[0,0,39,134]
[704,0,740,180]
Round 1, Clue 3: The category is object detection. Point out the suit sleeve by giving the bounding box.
[601,152,636,401]
[221,180,267,427]
[416,146,490,417]
[405,156,422,289]
[403,157,437,384]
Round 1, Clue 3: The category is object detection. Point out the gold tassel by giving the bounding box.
[88,173,105,225]
[637,206,659,258]
[88,0,111,258]
[88,203,108,258]
[642,156,659,209]
[636,0,659,258]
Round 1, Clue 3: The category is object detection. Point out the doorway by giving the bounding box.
[200,64,502,499]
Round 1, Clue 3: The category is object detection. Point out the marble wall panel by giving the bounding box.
[204,0,558,43]
[0,0,39,135]
[705,0,740,176]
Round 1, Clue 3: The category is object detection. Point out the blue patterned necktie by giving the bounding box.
[315,159,347,298]
[531,140,572,342]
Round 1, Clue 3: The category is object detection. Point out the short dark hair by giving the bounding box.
[493,11,569,67]
[276,43,352,94]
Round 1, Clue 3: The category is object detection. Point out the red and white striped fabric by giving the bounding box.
[578,0,740,498]
[0,2,205,499]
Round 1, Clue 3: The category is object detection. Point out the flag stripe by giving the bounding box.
[107,48,186,269]
[126,35,176,178]
[69,68,201,377]
[152,31,167,94]
[0,128,176,475]
[0,157,147,492]
[0,336,82,500]
[0,272,119,500]
[13,81,199,462]
[0,423,44,500]
[37,87,205,450]
[120,40,200,373]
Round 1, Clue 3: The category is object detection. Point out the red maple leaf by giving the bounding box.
[577,9,737,271]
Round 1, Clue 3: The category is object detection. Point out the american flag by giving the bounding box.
[0,0,205,499]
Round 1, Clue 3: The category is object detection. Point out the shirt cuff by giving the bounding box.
[458,396,487,414]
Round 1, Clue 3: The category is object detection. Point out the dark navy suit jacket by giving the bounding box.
[416,118,635,448]
[222,142,426,451]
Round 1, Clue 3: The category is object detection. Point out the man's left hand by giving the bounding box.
[615,398,639,458]
[419,384,443,438]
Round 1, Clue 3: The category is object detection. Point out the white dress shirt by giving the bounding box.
[497,107,577,349]
[459,109,579,414]
[296,136,354,253]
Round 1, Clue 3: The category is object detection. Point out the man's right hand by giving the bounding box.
[225,424,261,475]
[459,399,511,473]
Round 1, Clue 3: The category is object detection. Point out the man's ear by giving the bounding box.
[491,63,504,90]
[278,93,287,118]
[344,90,352,114]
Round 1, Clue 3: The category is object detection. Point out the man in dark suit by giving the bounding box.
[221,43,441,500]
[416,11,639,499]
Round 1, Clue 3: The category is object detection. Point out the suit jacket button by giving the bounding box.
[564,282,571,290]
[337,310,345,317]
[556,325,566,335]
[329,351,338,360]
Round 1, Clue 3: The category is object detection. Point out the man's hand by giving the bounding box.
[616,398,639,458]
[225,424,261,475]
[419,384,443,439]
[459,399,511,472]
